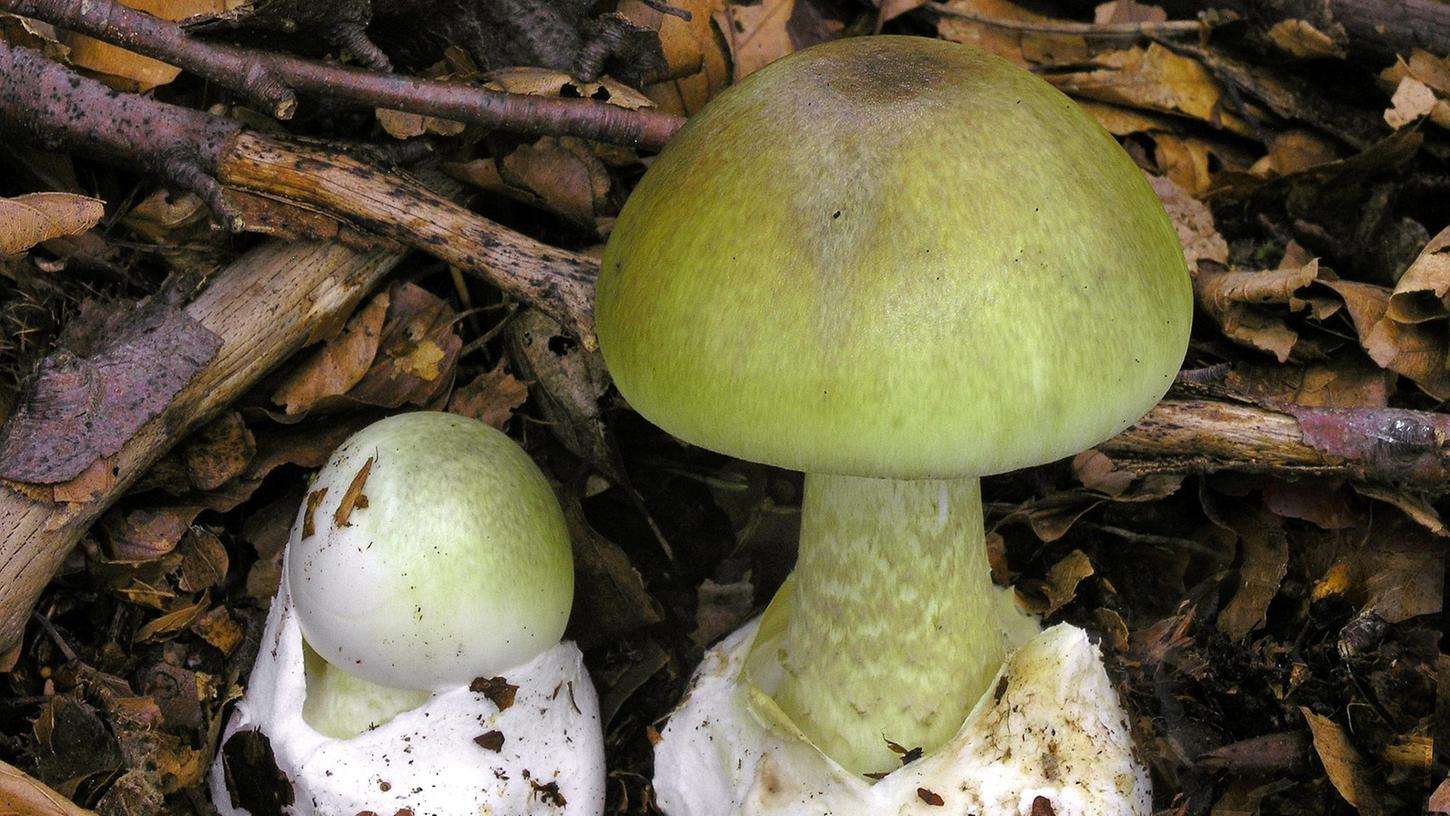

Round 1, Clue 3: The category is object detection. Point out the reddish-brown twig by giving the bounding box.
[0,0,687,148]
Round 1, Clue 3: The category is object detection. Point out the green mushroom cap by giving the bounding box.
[596,36,1192,479]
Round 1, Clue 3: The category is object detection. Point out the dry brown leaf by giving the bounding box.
[1040,549,1094,617]
[716,0,797,80]
[1193,259,1332,362]
[449,360,529,429]
[499,137,613,228]
[176,527,229,593]
[1387,226,1450,323]
[272,290,389,415]
[1226,360,1392,408]
[0,759,97,816]
[621,0,731,115]
[1151,132,1215,196]
[1300,707,1386,811]
[1149,175,1228,273]
[483,67,654,110]
[1046,44,1254,137]
[0,193,104,255]
[1266,19,1348,60]
[100,506,201,562]
[1430,778,1450,814]
[191,605,243,656]
[61,0,241,92]
[375,108,466,139]
[880,0,928,22]
[1362,317,1450,400]
[1249,129,1343,178]
[1385,76,1438,130]
[1072,450,1136,497]
[935,0,1087,66]
[120,189,208,242]
[1217,512,1289,640]
[179,411,255,492]
[1094,0,1166,24]
[691,578,756,647]
[135,594,210,642]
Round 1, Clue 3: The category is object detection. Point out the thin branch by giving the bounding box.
[925,2,1201,38]
[0,0,686,149]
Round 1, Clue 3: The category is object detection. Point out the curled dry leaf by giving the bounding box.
[0,193,104,256]
[1216,510,1289,640]
[1300,707,1387,811]
[448,360,529,429]
[271,283,461,418]
[1045,44,1256,138]
[715,0,798,80]
[61,0,243,92]
[483,66,655,110]
[1387,226,1450,324]
[618,0,730,116]
[271,290,389,416]
[935,0,1089,66]
[1226,359,1392,408]
[1148,175,1228,274]
[1384,77,1438,130]
[1193,258,1335,363]
[1266,18,1348,60]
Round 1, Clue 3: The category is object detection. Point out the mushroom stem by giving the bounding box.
[768,473,1004,777]
[301,642,431,739]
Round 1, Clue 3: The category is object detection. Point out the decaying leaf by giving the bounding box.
[449,137,614,230]
[1266,19,1348,60]
[271,290,390,416]
[271,283,461,418]
[1300,707,1386,811]
[1149,175,1227,274]
[1193,258,1335,362]
[60,0,243,92]
[1384,76,1438,130]
[560,496,662,650]
[505,309,619,477]
[619,0,731,116]
[1226,359,1392,408]
[483,66,655,110]
[1217,511,1288,640]
[935,0,1088,66]
[715,0,797,80]
[448,360,529,429]
[0,193,104,256]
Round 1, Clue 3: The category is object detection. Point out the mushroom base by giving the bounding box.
[209,575,605,816]
[654,603,1149,816]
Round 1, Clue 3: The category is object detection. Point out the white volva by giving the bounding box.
[209,413,604,815]
[209,575,605,816]
[654,613,1148,816]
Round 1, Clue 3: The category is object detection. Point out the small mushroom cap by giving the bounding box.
[285,412,573,690]
[596,36,1192,479]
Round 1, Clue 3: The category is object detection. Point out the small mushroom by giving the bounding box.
[595,35,1190,813]
[210,412,604,815]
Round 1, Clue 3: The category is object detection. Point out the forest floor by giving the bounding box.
[0,0,1446,814]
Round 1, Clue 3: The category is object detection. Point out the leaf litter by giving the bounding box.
[0,0,1446,814]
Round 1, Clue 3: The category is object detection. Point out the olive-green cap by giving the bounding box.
[596,36,1192,479]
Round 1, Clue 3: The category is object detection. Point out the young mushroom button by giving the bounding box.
[210,412,604,816]
[595,31,1191,805]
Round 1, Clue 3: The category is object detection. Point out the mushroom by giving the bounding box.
[209,412,604,815]
[595,35,1190,813]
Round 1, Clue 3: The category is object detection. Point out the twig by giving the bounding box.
[0,41,599,345]
[924,2,1201,38]
[0,0,686,149]
[1196,0,1450,63]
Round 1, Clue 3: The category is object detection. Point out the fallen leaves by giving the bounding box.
[0,194,104,257]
